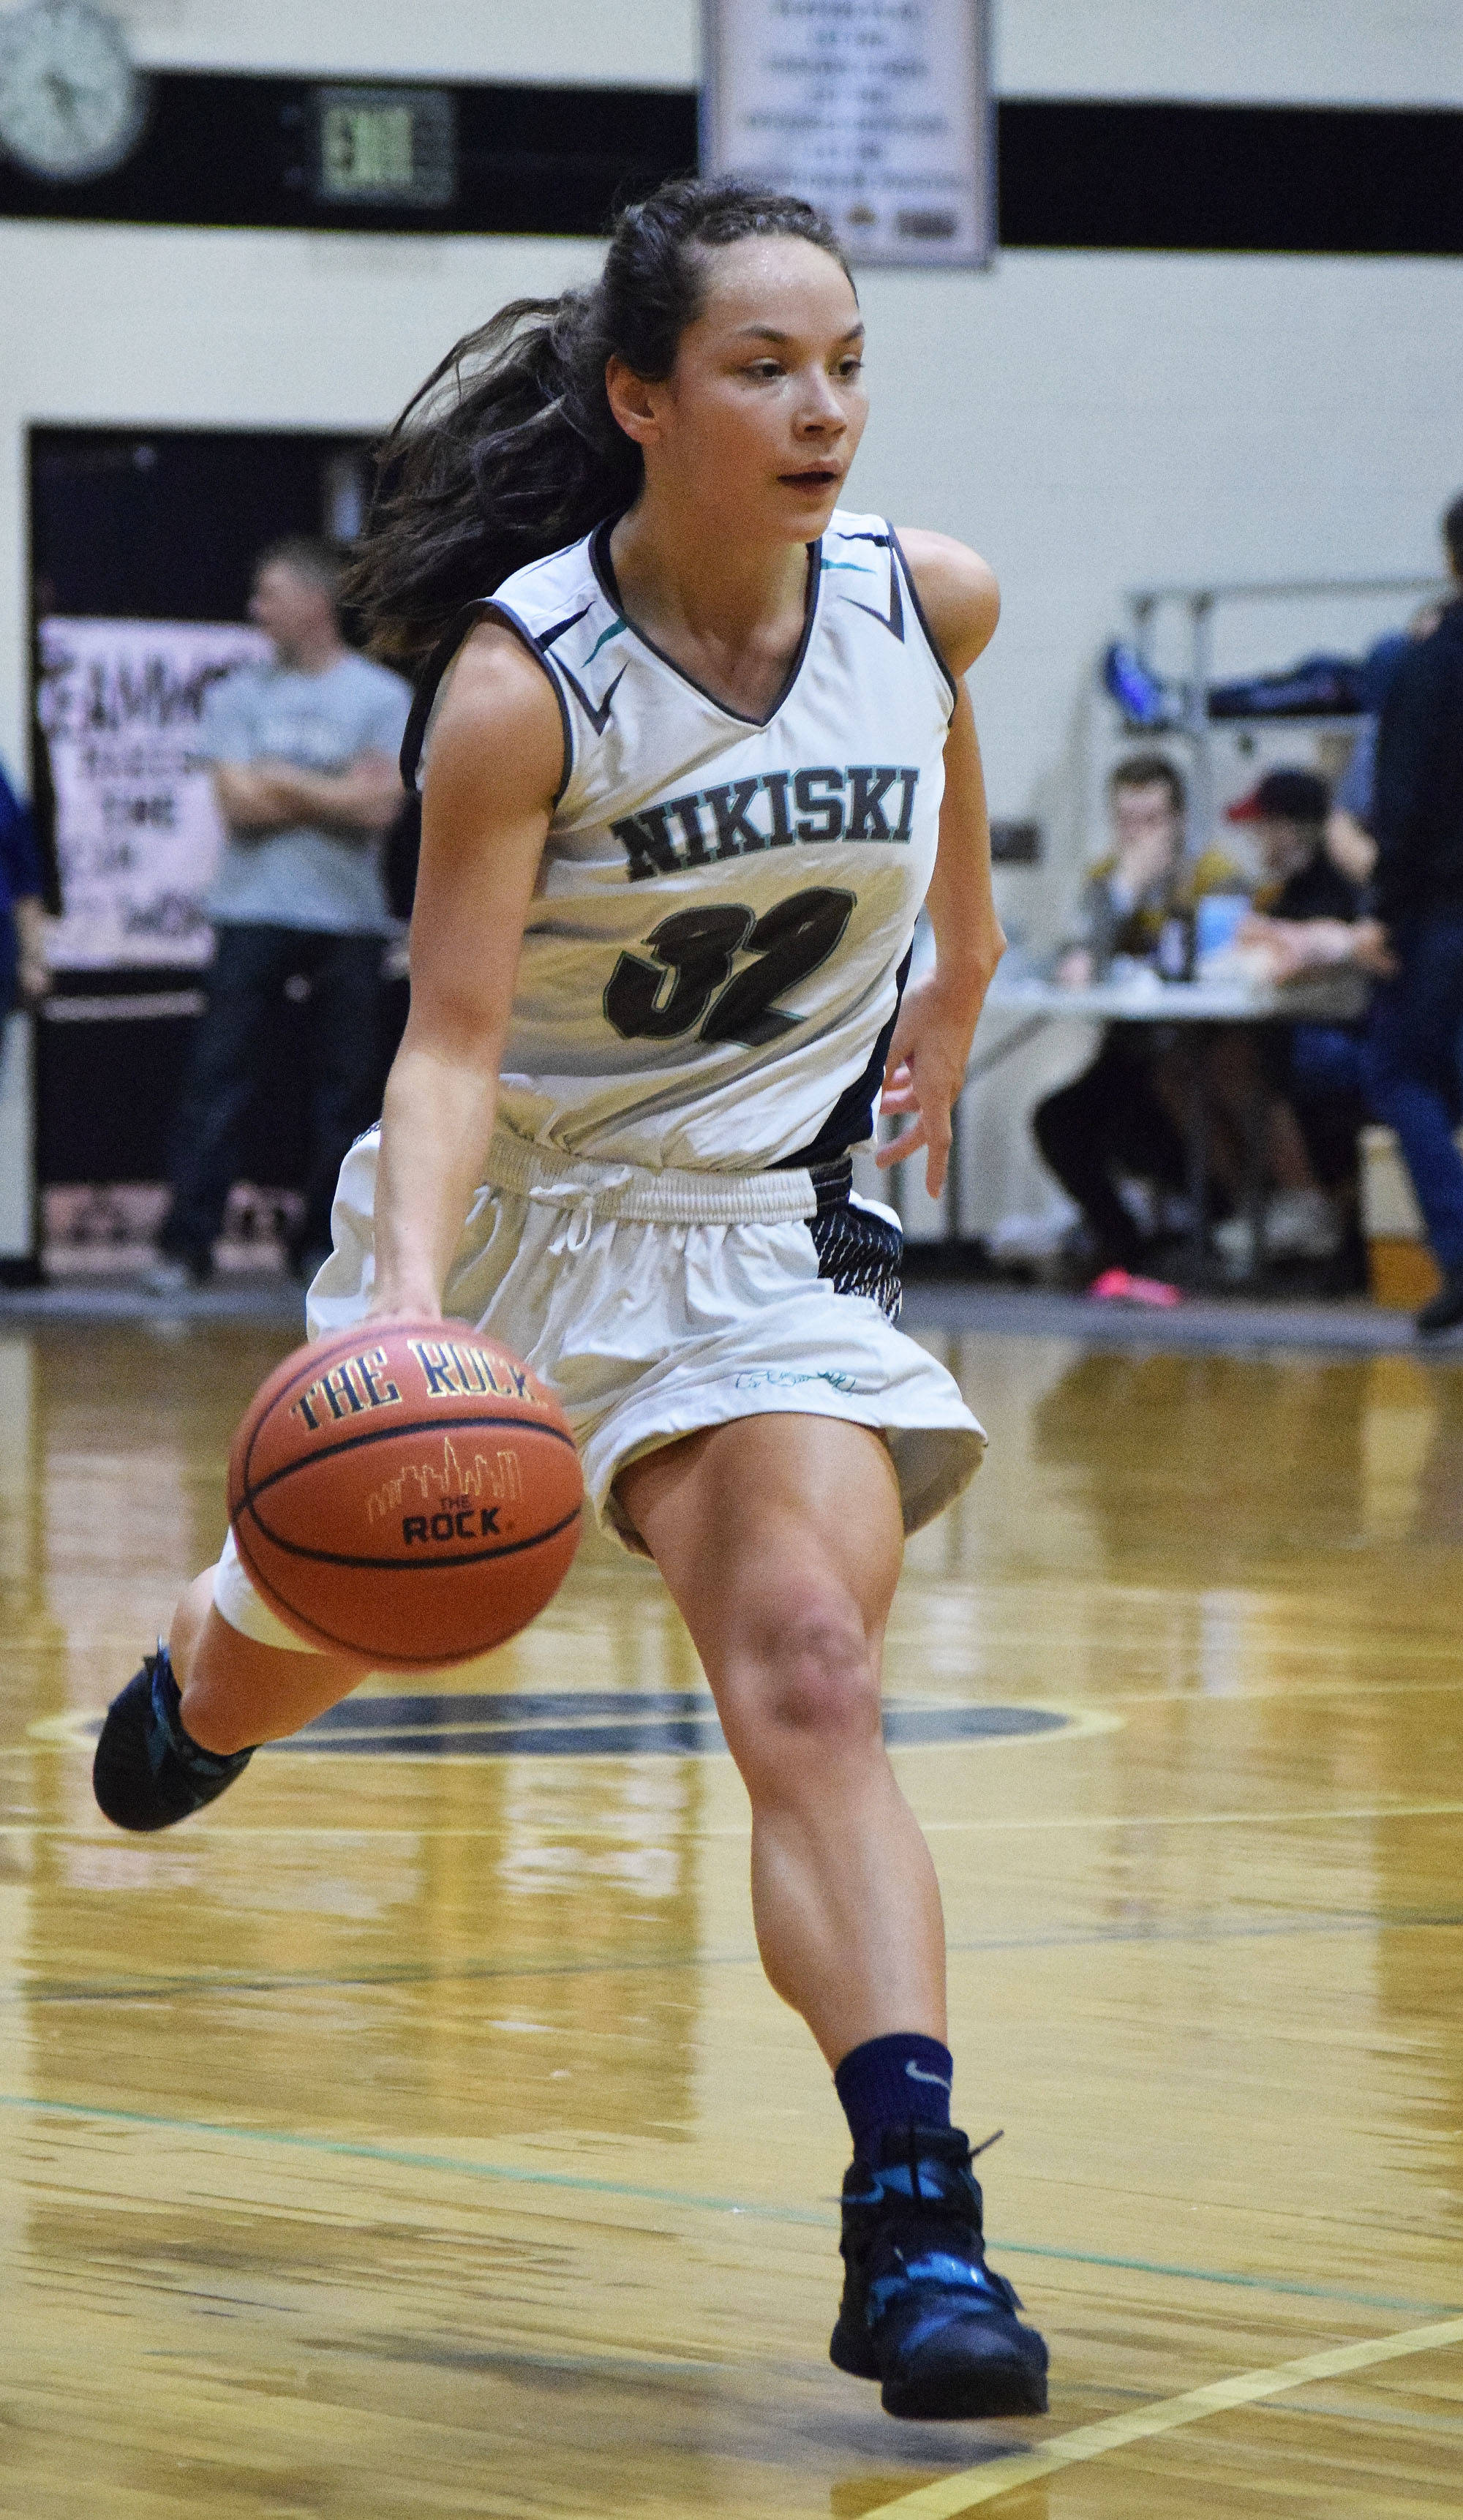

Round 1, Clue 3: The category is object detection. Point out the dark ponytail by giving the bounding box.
[347,177,851,672]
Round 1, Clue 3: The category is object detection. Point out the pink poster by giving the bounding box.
[37,616,271,969]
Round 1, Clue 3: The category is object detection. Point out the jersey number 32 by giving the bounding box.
[603,886,854,1049]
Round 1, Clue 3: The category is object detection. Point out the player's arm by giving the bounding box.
[879,531,1004,1196]
[369,625,563,1320]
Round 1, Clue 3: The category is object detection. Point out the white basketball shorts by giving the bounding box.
[213,1127,986,1651]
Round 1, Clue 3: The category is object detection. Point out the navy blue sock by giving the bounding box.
[834,2033,955,2153]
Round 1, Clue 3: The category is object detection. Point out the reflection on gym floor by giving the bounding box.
[2,1321,1462,2516]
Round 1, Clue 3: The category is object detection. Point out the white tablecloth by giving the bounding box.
[987,969,1369,1026]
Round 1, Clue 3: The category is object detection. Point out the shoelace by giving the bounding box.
[866,2130,1027,2323]
[900,2123,1004,2203]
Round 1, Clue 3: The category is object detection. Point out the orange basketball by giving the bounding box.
[227,1320,582,1669]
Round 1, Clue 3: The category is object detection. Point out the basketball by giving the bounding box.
[226,1320,583,1669]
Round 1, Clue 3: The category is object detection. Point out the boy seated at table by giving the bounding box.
[1052,752,1235,986]
[1034,753,1238,1292]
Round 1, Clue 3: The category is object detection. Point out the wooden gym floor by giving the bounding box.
[1,1314,1462,2518]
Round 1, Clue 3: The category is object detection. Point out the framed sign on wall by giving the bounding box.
[702,0,993,270]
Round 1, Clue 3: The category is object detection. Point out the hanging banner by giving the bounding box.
[36,617,271,971]
[702,0,993,270]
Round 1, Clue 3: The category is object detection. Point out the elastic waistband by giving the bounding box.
[481,1129,852,1225]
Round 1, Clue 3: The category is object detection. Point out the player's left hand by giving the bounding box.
[876,969,985,1200]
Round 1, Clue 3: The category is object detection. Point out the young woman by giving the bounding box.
[94,179,1048,2424]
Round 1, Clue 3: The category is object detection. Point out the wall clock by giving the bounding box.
[0,1,146,181]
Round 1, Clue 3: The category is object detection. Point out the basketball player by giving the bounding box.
[93,181,1048,2424]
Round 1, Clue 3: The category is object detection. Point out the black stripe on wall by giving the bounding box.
[1,78,1462,255]
[0,72,697,235]
[998,100,1463,255]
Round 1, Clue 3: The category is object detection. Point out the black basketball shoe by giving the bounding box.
[93,1643,255,1832]
[830,2125,1049,2421]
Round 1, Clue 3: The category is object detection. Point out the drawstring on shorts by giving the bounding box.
[480,1126,853,1227]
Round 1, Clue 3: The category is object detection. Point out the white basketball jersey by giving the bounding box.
[418,508,958,1171]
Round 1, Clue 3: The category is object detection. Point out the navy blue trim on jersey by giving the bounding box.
[842,530,905,647]
[808,1193,903,1323]
[400,600,493,794]
[538,601,630,739]
[888,528,961,720]
[538,603,594,649]
[486,600,576,803]
[548,655,629,739]
[808,1153,856,1208]
[399,598,574,806]
[772,944,914,1170]
[589,521,824,730]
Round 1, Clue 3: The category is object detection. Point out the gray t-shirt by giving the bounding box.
[195,650,412,934]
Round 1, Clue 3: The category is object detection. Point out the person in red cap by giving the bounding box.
[1172,766,1367,1271]
[1222,767,1373,1265]
[1230,768,1353,914]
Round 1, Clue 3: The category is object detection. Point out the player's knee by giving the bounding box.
[748,1595,881,1761]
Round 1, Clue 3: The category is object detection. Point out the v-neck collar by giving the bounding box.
[588,519,823,729]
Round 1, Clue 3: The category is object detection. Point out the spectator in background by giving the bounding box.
[1033,753,1233,1287]
[1215,768,1366,1268]
[148,539,410,1292]
[1358,492,1463,1336]
[0,756,49,1023]
[1237,769,1367,1007]
[1048,752,1233,988]
[1326,607,1443,887]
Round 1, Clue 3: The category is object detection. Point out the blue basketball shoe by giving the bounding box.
[830,2125,1049,2420]
[93,1643,255,1832]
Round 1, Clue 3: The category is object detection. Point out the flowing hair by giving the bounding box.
[347,178,852,674]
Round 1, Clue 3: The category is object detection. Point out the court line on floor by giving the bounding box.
[1097,1669,1463,1699]
[920,1797,1463,1835]
[868,2314,1463,2516]
[7,1902,1460,2015]
[696,1797,1463,1838]
[1263,2389,1463,2442]
[988,2239,1459,2320]
[7,1793,1463,1840]
[17,1705,1121,1762]
[0,2091,1455,2325]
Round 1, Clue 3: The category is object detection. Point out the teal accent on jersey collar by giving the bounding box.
[584,617,628,663]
